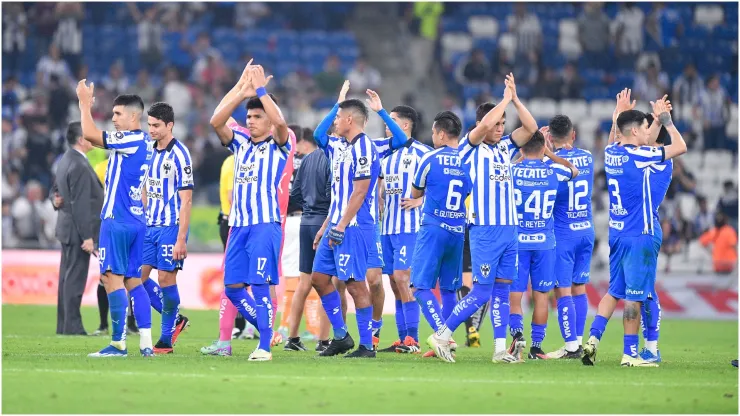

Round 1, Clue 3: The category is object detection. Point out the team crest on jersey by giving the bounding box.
[258,145,267,154]
[163,161,173,175]
[184,166,192,175]
[480,263,491,277]
[402,156,413,169]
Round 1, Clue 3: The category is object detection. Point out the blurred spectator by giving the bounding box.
[693,195,715,237]
[441,93,464,126]
[22,118,55,189]
[195,52,229,90]
[53,3,84,74]
[314,55,344,98]
[633,62,669,101]
[10,180,56,248]
[717,180,738,229]
[514,50,541,88]
[462,49,492,85]
[535,68,561,99]
[507,4,542,58]
[665,157,696,199]
[2,76,27,120]
[19,90,49,119]
[347,57,382,94]
[560,63,584,100]
[162,67,192,139]
[29,3,58,53]
[235,2,271,29]
[699,212,738,274]
[187,33,217,80]
[2,200,18,248]
[36,44,72,87]
[2,3,27,76]
[282,68,318,103]
[102,61,130,97]
[134,69,157,105]
[2,117,27,174]
[491,48,514,84]
[698,74,732,151]
[660,209,683,272]
[409,2,444,87]
[48,74,71,131]
[647,3,683,49]
[578,3,611,71]
[128,4,164,72]
[672,63,703,111]
[614,4,645,63]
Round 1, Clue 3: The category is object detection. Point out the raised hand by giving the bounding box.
[76,79,95,107]
[338,80,350,103]
[365,89,383,112]
[613,88,636,120]
[250,65,273,89]
[236,58,254,88]
[504,72,518,101]
[650,94,673,120]
[503,77,514,102]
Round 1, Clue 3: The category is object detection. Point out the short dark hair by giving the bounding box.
[65,121,82,146]
[723,180,734,190]
[521,130,546,154]
[476,102,496,122]
[338,99,368,123]
[644,113,671,145]
[433,111,462,138]
[391,105,418,138]
[246,93,279,111]
[616,110,647,136]
[147,102,175,125]
[302,127,313,143]
[548,115,573,141]
[113,94,145,112]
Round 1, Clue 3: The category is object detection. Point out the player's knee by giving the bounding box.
[623,301,641,321]
[494,277,513,284]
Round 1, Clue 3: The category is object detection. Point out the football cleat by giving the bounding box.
[528,346,548,360]
[318,334,355,357]
[426,333,455,363]
[639,348,662,363]
[449,338,458,352]
[140,347,154,357]
[492,350,523,364]
[581,336,599,366]
[508,333,527,361]
[248,348,272,362]
[200,340,232,356]
[395,336,421,354]
[91,327,109,336]
[620,354,659,367]
[372,335,380,351]
[378,339,402,353]
[171,314,189,346]
[270,331,283,347]
[345,345,376,358]
[284,338,308,352]
[466,327,481,348]
[153,340,173,355]
[88,344,127,358]
[546,345,583,359]
[315,340,330,352]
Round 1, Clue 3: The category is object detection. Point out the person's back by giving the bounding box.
[296,148,331,223]
[699,218,738,274]
[416,146,471,233]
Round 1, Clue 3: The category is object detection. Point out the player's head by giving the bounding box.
[112,94,144,131]
[520,130,546,159]
[476,102,505,143]
[431,111,462,148]
[715,211,729,228]
[297,129,318,156]
[389,105,418,139]
[246,93,278,139]
[616,110,649,145]
[147,102,175,142]
[65,121,91,152]
[548,115,575,147]
[334,99,368,137]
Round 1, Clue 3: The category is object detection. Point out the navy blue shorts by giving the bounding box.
[299,224,323,275]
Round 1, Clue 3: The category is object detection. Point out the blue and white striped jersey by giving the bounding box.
[604,143,666,237]
[322,134,381,226]
[101,129,154,224]
[378,139,432,235]
[226,129,291,227]
[513,158,573,250]
[552,147,595,238]
[648,159,673,222]
[459,134,519,226]
[145,138,194,227]
[413,145,472,233]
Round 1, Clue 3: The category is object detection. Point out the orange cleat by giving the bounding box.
[171,315,189,346]
[395,336,421,354]
[378,339,402,353]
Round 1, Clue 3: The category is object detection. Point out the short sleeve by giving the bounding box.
[352,139,374,181]
[458,133,476,164]
[277,130,295,155]
[225,129,250,154]
[174,146,194,190]
[102,130,145,154]
[628,146,665,168]
[413,152,434,190]
[373,137,394,159]
[550,162,573,182]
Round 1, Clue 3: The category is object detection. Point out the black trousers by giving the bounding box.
[57,243,90,335]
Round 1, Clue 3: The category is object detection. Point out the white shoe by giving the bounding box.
[248,348,272,362]
[426,333,455,363]
[492,350,522,364]
[449,338,458,352]
[620,354,659,367]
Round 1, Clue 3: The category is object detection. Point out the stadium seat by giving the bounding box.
[527,98,558,120]
[558,19,578,39]
[588,100,614,120]
[558,99,589,124]
[497,33,517,59]
[695,5,725,28]
[441,32,473,64]
[467,16,499,39]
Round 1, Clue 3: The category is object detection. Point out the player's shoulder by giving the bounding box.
[411,141,433,154]
[625,145,662,157]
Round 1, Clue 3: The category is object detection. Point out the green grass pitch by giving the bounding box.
[2,304,737,414]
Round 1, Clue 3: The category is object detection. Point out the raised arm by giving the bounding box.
[250,66,287,145]
[609,88,636,145]
[313,80,350,148]
[507,74,539,147]
[75,80,104,148]
[468,75,513,146]
[210,61,255,145]
[366,89,408,149]
[654,100,687,160]
[647,94,672,146]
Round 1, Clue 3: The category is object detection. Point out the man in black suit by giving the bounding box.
[50,122,104,335]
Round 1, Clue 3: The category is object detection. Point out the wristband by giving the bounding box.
[256,87,267,98]
[658,112,672,127]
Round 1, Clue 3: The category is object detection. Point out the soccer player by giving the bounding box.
[371,99,430,353]
[427,74,539,363]
[582,99,687,367]
[76,81,155,357]
[509,130,578,360]
[310,82,401,358]
[136,102,193,354]
[542,115,595,360]
[209,64,291,361]
[408,111,471,361]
